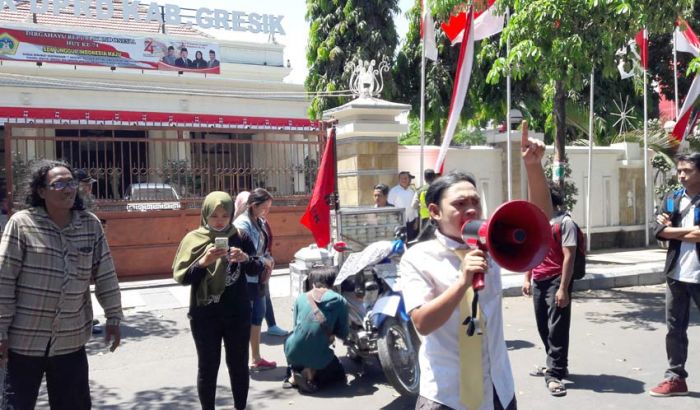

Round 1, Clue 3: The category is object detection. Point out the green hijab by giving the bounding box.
[173,191,238,306]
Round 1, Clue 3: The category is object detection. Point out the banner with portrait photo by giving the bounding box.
[0,25,220,74]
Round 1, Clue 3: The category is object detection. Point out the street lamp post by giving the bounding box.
[506,108,523,201]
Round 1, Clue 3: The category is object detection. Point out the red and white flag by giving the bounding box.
[442,0,503,44]
[434,9,474,174]
[421,0,438,61]
[675,19,700,57]
[434,1,504,173]
[635,28,649,70]
[300,127,336,247]
[672,76,700,142]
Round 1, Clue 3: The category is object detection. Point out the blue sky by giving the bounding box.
[174,0,413,84]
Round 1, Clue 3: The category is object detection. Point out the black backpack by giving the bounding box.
[552,214,586,280]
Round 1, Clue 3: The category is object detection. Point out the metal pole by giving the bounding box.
[506,8,512,201]
[419,5,427,232]
[643,66,650,246]
[674,29,680,119]
[586,70,594,252]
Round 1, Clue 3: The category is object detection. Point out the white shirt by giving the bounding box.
[388,184,417,222]
[400,230,515,410]
[670,194,700,283]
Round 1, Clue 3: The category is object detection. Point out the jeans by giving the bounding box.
[264,285,277,327]
[190,312,251,410]
[532,274,573,381]
[3,346,90,410]
[247,283,266,326]
[664,277,700,380]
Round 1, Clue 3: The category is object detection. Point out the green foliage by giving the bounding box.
[305,0,400,119]
[543,153,578,211]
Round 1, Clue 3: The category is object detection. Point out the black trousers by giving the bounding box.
[415,390,517,410]
[3,346,91,410]
[190,312,251,410]
[532,275,572,381]
[665,277,700,380]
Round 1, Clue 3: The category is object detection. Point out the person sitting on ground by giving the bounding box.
[283,266,349,393]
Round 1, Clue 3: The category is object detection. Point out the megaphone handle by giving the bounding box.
[472,272,485,291]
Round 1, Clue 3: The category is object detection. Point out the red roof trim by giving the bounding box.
[0,107,319,130]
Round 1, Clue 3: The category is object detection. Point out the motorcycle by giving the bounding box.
[331,229,421,397]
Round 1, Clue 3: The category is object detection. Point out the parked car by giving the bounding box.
[124,183,181,211]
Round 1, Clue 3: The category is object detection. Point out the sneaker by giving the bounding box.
[251,358,277,371]
[266,325,289,337]
[649,378,688,397]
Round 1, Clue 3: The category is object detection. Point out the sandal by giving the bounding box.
[293,371,319,394]
[547,379,567,397]
[529,366,547,377]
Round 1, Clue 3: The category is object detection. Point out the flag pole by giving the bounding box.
[586,69,594,252]
[419,6,427,231]
[643,55,650,247]
[505,8,512,201]
[674,28,680,118]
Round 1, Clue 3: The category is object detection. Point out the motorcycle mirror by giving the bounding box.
[333,241,350,252]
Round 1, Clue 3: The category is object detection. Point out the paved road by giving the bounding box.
[33,284,698,409]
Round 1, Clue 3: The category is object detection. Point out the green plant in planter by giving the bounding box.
[161,159,201,197]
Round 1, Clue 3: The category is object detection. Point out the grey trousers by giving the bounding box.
[664,277,700,380]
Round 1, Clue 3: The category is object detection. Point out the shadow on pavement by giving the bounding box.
[86,312,183,355]
[576,289,666,331]
[250,366,287,382]
[565,373,645,394]
[506,339,536,351]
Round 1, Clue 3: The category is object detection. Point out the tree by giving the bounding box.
[650,2,700,107]
[393,0,549,146]
[429,0,692,187]
[305,0,400,120]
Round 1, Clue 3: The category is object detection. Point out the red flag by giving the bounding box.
[635,29,648,70]
[300,127,336,247]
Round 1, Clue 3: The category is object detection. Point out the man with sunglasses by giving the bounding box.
[0,160,123,409]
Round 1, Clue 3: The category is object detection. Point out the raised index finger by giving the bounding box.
[521,120,529,147]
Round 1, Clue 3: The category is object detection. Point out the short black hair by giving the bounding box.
[309,265,336,288]
[167,45,174,51]
[425,170,477,209]
[424,168,437,183]
[676,152,700,171]
[180,47,188,53]
[549,181,565,208]
[25,159,84,210]
[209,49,216,55]
[374,183,389,196]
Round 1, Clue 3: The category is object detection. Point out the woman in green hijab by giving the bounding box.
[173,191,265,410]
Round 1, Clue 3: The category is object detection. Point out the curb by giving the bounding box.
[501,263,666,297]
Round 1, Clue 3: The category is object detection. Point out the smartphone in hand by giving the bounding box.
[214,237,228,250]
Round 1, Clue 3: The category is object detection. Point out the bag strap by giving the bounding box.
[306,290,333,338]
[677,194,700,223]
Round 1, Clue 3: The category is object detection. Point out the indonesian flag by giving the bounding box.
[635,28,649,70]
[441,0,503,45]
[672,76,700,142]
[675,19,700,57]
[434,1,503,173]
[300,127,336,247]
[434,9,474,174]
[421,0,438,61]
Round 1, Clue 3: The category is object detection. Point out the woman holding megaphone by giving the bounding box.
[400,122,552,410]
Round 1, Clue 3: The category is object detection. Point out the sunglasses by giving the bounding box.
[47,180,79,191]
